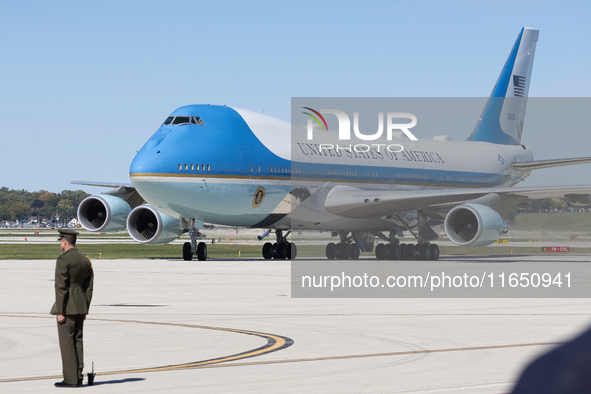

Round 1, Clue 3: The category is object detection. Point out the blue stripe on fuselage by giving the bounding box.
[130,104,290,177]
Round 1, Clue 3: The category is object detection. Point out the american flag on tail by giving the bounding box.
[513,75,526,97]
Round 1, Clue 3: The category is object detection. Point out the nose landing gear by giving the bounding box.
[183,227,207,261]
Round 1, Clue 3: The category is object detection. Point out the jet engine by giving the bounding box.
[126,204,185,244]
[444,203,508,246]
[77,195,131,232]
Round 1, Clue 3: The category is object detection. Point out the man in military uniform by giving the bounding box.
[51,229,94,388]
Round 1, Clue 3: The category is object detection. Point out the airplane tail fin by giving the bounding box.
[467,27,539,145]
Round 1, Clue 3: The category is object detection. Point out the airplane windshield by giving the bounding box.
[172,116,191,125]
[162,116,205,126]
[191,116,205,126]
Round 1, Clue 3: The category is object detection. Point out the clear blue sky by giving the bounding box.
[1,0,590,193]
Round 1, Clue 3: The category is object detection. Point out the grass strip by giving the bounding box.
[1,243,590,260]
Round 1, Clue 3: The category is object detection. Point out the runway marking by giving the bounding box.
[0,315,293,383]
[190,341,562,370]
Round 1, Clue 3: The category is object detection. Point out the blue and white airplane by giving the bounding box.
[75,27,591,261]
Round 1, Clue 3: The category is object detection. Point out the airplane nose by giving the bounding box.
[130,151,162,192]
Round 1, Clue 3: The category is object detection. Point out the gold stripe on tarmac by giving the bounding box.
[0,315,293,383]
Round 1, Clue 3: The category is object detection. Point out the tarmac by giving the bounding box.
[1,256,591,393]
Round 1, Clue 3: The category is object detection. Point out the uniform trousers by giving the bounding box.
[56,315,85,384]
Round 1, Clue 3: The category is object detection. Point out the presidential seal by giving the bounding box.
[252,186,265,208]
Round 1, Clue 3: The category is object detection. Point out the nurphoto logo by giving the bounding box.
[302,107,418,153]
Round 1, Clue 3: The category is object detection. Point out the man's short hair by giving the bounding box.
[62,235,76,245]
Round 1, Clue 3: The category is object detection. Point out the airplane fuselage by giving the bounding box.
[129,105,533,231]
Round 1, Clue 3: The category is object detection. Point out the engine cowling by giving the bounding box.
[444,203,508,246]
[77,195,131,232]
[126,204,185,244]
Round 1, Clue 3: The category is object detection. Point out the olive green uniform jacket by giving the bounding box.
[50,247,94,316]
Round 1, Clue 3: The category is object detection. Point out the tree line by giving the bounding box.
[0,187,89,222]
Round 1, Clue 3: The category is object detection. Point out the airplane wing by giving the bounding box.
[512,157,591,171]
[72,180,135,188]
[71,181,144,207]
[325,185,591,219]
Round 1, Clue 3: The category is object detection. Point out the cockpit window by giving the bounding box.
[172,116,191,125]
[191,116,205,126]
[162,116,205,126]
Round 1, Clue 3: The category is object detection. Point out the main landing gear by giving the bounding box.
[183,227,207,261]
[373,212,441,261]
[325,231,361,260]
[262,230,297,260]
[324,219,441,261]
[375,241,440,261]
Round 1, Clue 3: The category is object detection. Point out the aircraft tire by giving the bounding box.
[197,242,207,261]
[389,243,402,260]
[326,242,336,259]
[344,243,353,260]
[334,243,343,260]
[404,244,415,260]
[375,243,386,260]
[183,242,192,261]
[351,243,360,260]
[429,244,440,261]
[289,242,297,259]
[399,244,407,259]
[273,242,285,259]
[419,244,431,261]
[279,242,289,259]
[262,242,273,259]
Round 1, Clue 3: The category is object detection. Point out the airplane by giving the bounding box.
[74,27,591,261]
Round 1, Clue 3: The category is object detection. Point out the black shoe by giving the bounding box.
[54,381,80,388]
